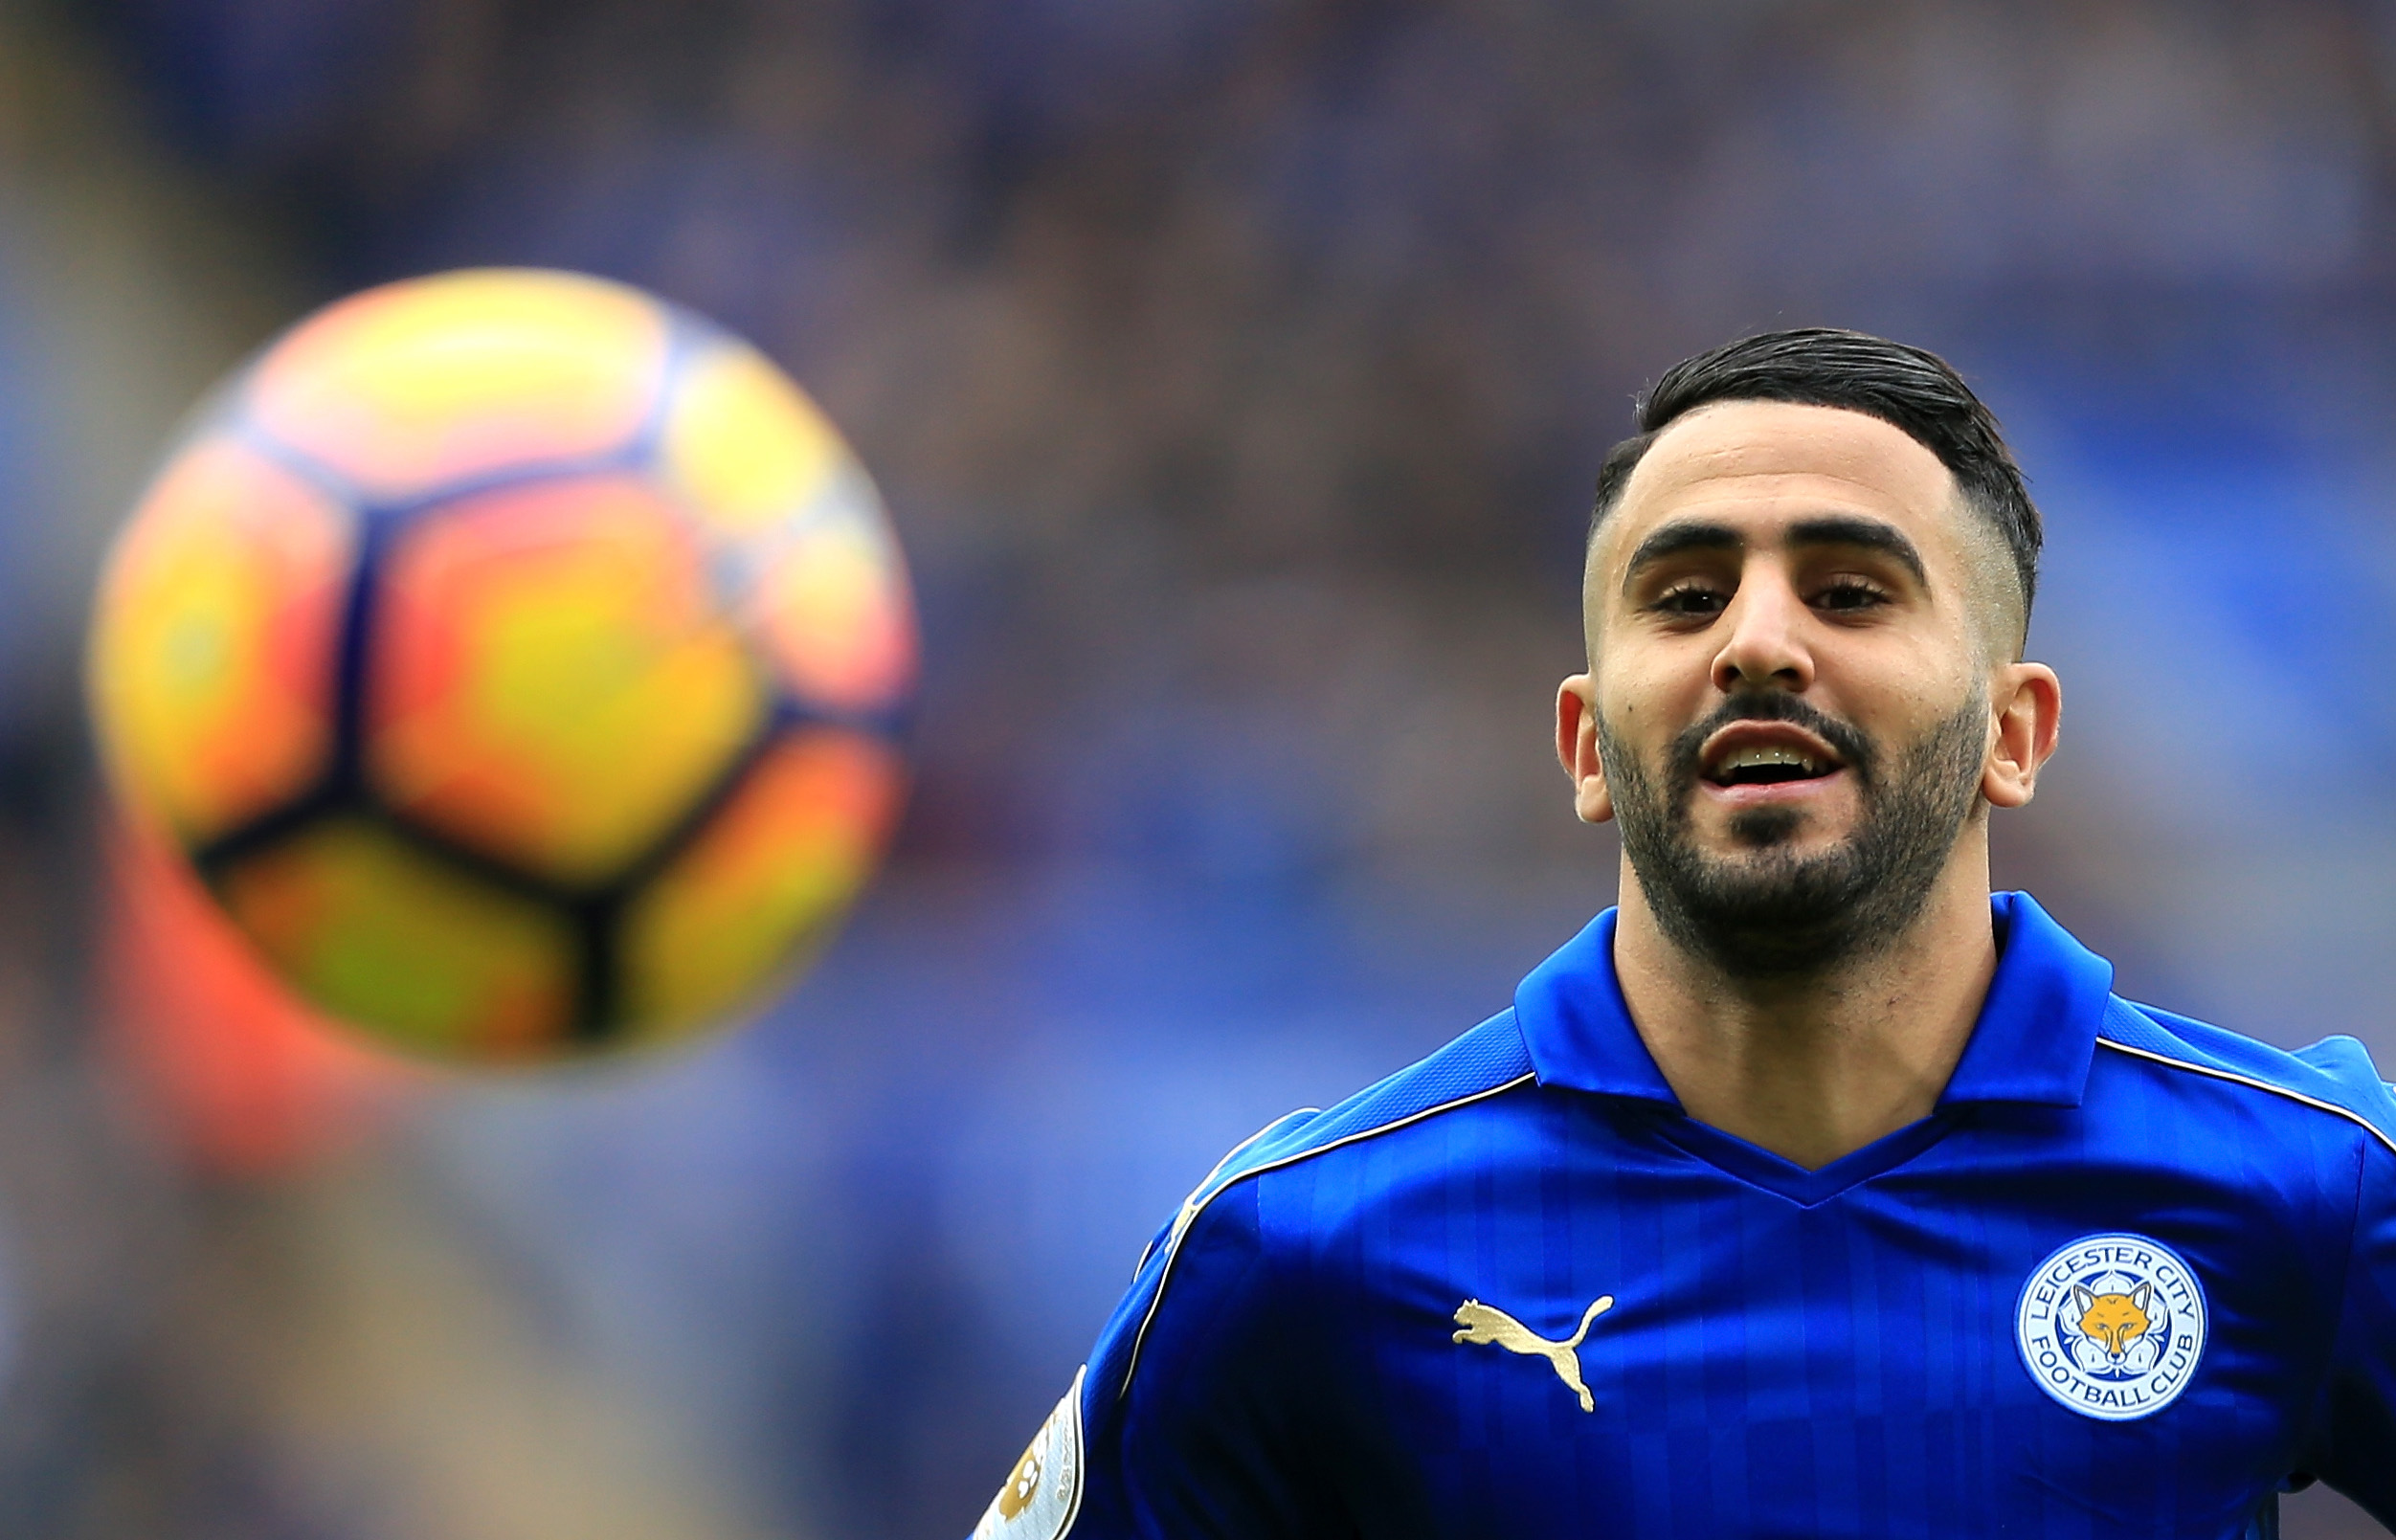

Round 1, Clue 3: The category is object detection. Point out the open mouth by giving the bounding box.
[1699,727,1846,790]
[1709,747,1833,787]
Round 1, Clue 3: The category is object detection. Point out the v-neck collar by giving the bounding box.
[1511,892,2114,1198]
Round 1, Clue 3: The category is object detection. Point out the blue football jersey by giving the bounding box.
[970,893,2396,1539]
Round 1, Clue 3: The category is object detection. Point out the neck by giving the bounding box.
[1610,841,1998,1171]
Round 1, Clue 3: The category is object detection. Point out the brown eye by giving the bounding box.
[1814,580,1886,613]
[1654,584,1727,617]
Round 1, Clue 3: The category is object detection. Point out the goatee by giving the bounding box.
[1598,690,1988,980]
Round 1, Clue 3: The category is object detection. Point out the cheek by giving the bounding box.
[1596,647,1713,724]
[1841,636,1979,729]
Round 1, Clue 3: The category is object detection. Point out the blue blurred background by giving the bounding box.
[0,1,2391,1534]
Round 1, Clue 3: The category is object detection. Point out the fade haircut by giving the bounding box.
[1589,328,2042,639]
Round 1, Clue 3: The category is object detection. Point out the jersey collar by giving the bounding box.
[1512,890,2112,1109]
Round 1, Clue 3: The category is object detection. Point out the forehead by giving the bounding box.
[1593,400,1965,578]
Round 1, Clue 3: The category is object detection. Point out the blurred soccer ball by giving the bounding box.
[88,269,915,1062]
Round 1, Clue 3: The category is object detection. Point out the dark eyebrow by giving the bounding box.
[1623,520,1742,583]
[1786,516,1928,586]
[1621,513,1933,591]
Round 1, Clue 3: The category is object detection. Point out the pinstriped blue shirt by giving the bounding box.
[973,893,2396,1540]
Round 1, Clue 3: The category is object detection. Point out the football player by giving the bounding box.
[973,328,2396,1539]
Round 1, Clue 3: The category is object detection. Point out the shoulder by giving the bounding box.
[1163,1007,1540,1251]
[1088,1010,1537,1407]
[2094,994,2396,1160]
[1207,1008,1539,1188]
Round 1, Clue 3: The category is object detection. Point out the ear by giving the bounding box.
[2131,1282,2152,1311]
[2071,1284,2093,1314]
[1556,674,1615,824]
[1982,660,2062,810]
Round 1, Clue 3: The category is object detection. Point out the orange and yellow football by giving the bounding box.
[88,269,914,1062]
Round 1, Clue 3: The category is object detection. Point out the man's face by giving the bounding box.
[1562,400,2011,975]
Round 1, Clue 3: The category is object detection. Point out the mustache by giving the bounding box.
[1664,691,1876,784]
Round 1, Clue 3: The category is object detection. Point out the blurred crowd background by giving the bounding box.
[0,0,2392,1535]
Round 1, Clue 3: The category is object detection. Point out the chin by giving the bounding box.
[1723,806,1870,853]
[1700,822,1867,876]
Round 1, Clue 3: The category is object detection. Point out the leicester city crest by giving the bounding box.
[2014,1233,2207,1421]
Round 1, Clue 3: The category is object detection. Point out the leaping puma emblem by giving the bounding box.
[1451,1295,1615,1412]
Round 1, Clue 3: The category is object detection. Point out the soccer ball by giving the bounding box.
[88,269,915,1063]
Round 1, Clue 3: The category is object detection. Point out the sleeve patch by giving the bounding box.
[972,1367,1085,1540]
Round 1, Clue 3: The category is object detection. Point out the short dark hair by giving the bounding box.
[1590,328,2041,628]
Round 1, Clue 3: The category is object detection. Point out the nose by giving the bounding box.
[1709,567,1814,695]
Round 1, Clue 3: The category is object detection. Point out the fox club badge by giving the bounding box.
[2015,1234,2207,1421]
[974,1367,1086,1540]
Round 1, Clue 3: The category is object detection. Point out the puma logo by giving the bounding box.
[2070,1282,2158,1374]
[1451,1295,1615,1412]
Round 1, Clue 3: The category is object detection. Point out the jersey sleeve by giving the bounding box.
[966,1176,1338,1540]
[965,1020,1531,1539]
[2292,1039,2396,1526]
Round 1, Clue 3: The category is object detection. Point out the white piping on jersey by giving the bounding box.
[2094,1037,2396,1158]
[1134,1108,1323,1282]
[1123,1043,2393,1400]
[1118,1070,1538,1400]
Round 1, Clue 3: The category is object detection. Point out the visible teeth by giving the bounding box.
[1721,747,1819,774]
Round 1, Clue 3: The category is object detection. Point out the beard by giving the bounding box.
[1597,688,1988,981]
